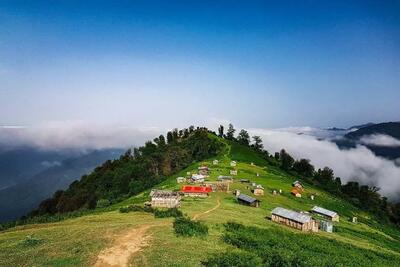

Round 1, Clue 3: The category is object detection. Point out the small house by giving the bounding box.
[218,175,233,182]
[230,161,237,167]
[186,171,191,176]
[205,181,229,192]
[311,206,339,222]
[251,182,256,187]
[150,190,181,208]
[352,217,358,223]
[271,207,318,232]
[292,180,304,191]
[233,189,241,197]
[237,194,260,207]
[176,177,186,183]
[252,187,264,196]
[251,162,254,166]
[291,188,302,198]
[256,173,260,177]
[181,185,212,197]
[319,220,333,233]
[191,174,206,183]
[213,159,219,165]
[198,166,210,175]
[240,179,250,183]
[230,169,238,176]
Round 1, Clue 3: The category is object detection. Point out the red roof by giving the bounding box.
[181,185,212,193]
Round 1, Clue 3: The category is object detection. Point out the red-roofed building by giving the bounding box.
[181,185,212,197]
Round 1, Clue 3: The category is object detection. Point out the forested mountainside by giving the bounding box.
[346,122,400,139]
[28,127,223,217]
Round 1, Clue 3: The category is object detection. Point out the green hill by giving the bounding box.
[1,128,400,266]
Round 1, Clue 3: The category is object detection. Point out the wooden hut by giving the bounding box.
[213,159,219,165]
[311,206,339,222]
[271,207,318,232]
[291,188,302,198]
[230,169,238,176]
[237,194,260,207]
[217,175,233,183]
[198,166,210,176]
[205,181,229,192]
[190,174,206,183]
[252,185,264,196]
[150,190,181,208]
[230,161,237,167]
[240,179,250,183]
[181,185,212,197]
[176,177,186,183]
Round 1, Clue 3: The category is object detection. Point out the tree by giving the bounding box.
[218,125,224,138]
[280,149,294,171]
[226,123,236,140]
[167,131,173,144]
[292,159,314,177]
[237,129,250,145]
[252,136,263,151]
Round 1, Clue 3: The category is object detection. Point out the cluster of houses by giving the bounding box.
[148,159,343,234]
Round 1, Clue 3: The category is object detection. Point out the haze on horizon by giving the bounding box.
[0,1,399,130]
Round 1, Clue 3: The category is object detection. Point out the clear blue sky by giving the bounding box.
[0,0,399,129]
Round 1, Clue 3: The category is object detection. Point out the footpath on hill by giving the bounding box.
[92,221,170,267]
[192,197,221,220]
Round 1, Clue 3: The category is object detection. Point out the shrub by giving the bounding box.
[173,216,208,237]
[203,251,263,267]
[96,199,111,208]
[20,235,43,247]
[154,208,183,218]
[119,204,154,213]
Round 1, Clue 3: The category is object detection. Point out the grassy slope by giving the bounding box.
[1,141,400,266]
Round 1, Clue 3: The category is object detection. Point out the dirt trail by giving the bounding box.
[92,222,169,267]
[192,197,221,220]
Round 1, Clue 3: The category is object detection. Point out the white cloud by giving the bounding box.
[0,121,162,151]
[249,128,400,199]
[360,134,400,147]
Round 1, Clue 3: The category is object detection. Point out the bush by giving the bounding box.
[96,199,111,208]
[154,208,183,218]
[173,216,208,237]
[203,251,263,267]
[119,204,154,213]
[20,235,43,247]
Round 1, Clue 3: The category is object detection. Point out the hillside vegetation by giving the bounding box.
[1,126,400,266]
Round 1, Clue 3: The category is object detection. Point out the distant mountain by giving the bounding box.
[345,122,400,140]
[347,122,376,131]
[0,149,123,222]
[326,127,346,131]
[0,147,80,190]
[336,122,400,160]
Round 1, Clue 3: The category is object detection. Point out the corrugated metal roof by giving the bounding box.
[237,194,258,203]
[271,207,312,224]
[311,206,338,218]
[181,185,212,193]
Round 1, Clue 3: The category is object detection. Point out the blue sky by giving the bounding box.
[0,0,399,129]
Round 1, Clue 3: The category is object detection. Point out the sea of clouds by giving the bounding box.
[1,122,400,199]
[249,128,400,200]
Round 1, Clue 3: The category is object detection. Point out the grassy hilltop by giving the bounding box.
[0,131,400,266]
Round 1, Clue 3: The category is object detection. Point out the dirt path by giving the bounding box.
[192,197,221,220]
[92,222,169,267]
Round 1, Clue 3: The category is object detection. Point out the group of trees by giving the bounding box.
[218,123,263,151]
[28,127,223,217]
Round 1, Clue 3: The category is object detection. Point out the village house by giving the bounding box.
[252,185,264,196]
[271,207,318,232]
[311,206,339,222]
[292,180,304,191]
[230,169,238,176]
[240,179,250,183]
[205,181,229,192]
[213,159,219,165]
[237,193,260,207]
[190,174,206,183]
[319,220,333,233]
[198,166,210,176]
[233,189,241,197]
[230,161,237,167]
[150,190,181,208]
[291,188,302,198]
[217,175,233,182]
[181,185,212,197]
[176,177,186,183]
